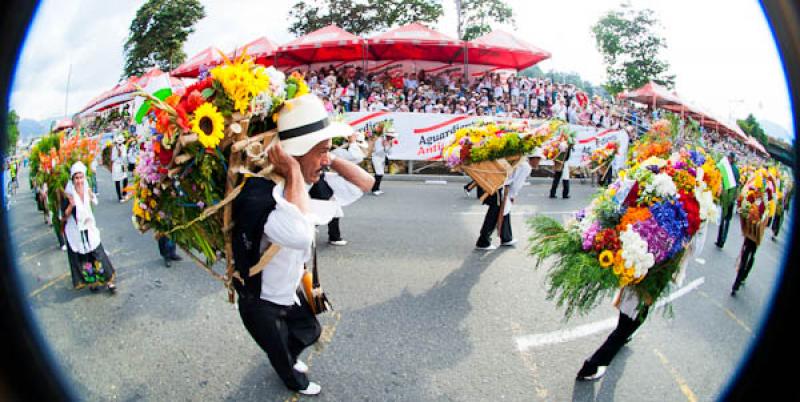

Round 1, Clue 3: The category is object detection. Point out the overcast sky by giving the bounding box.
[9,0,794,137]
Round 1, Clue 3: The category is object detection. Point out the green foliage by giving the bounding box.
[591,2,675,96]
[123,0,206,78]
[458,0,515,40]
[528,216,620,319]
[737,113,769,147]
[6,109,20,152]
[528,215,687,320]
[288,0,443,36]
[519,67,606,99]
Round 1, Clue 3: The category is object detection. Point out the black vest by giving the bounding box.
[232,174,333,298]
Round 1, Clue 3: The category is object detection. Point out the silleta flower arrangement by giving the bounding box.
[441,120,551,199]
[528,121,721,319]
[130,51,308,291]
[590,141,618,175]
[441,120,549,168]
[30,131,100,224]
[736,167,778,244]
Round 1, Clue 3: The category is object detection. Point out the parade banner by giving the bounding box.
[344,112,628,163]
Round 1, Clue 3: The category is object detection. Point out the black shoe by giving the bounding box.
[170,254,183,261]
[548,195,557,199]
[563,195,571,199]
[164,257,172,268]
[714,242,723,248]
[576,361,606,381]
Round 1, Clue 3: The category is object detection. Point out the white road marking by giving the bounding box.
[424,180,448,185]
[515,277,705,351]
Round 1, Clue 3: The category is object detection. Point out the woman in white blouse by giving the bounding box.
[63,161,116,292]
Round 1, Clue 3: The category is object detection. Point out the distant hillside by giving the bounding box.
[759,119,793,144]
[17,116,61,142]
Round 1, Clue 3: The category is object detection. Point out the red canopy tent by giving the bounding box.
[618,81,684,109]
[172,46,224,78]
[276,25,365,68]
[659,99,767,155]
[466,30,551,70]
[366,23,464,64]
[228,36,279,66]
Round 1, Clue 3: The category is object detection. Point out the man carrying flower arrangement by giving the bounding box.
[715,152,740,248]
[529,132,723,381]
[731,167,777,296]
[232,94,373,395]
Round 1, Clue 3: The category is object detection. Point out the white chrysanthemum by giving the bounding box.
[265,67,286,98]
[647,173,678,198]
[695,189,720,224]
[619,225,655,278]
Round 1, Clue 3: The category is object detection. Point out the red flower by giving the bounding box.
[157,147,173,166]
[679,190,700,235]
[181,90,205,114]
[185,77,212,95]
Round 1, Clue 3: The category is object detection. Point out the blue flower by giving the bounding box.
[649,201,688,258]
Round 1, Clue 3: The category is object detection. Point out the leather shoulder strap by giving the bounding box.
[248,243,281,277]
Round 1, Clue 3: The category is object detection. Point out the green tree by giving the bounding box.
[288,0,443,36]
[520,67,605,99]
[123,0,205,78]
[737,114,769,146]
[591,2,674,96]
[5,109,20,152]
[456,0,515,40]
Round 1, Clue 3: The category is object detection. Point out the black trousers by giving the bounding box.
[716,206,734,247]
[237,293,322,391]
[371,175,383,192]
[772,211,784,236]
[549,170,570,198]
[328,217,342,241]
[600,167,613,186]
[158,236,177,258]
[733,238,758,292]
[586,307,649,368]
[476,191,512,247]
[115,178,128,201]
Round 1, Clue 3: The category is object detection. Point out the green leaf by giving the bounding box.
[201,88,215,99]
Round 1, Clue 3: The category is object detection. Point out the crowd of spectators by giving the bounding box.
[305,64,766,162]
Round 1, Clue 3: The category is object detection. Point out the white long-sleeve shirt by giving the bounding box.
[259,182,316,306]
[503,157,532,215]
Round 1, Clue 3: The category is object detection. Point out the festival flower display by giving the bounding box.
[736,167,777,244]
[528,120,722,319]
[590,141,618,175]
[540,121,575,169]
[441,120,550,198]
[30,131,100,225]
[131,52,308,292]
[629,119,673,163]
[441,120,550,199]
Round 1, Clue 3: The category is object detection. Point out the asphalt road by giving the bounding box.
[6,166,789,401]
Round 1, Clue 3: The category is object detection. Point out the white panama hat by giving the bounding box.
[277,94,353,156]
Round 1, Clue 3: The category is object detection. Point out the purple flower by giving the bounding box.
[632,217,674,263]
[649,201,688,258]
[647,165,660,173]
[575,209,587,221]
[689,150,705,166]
[582,220,601,251]
[197,201,205,209]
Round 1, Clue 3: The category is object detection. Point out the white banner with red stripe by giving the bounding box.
[343,112,628,162]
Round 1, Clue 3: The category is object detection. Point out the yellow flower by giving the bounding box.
[191,103,226,149]
[211,57,270,114]
[599,250,614,268]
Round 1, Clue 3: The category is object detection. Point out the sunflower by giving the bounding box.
[191,102,225,149]
[598,250,615,268]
